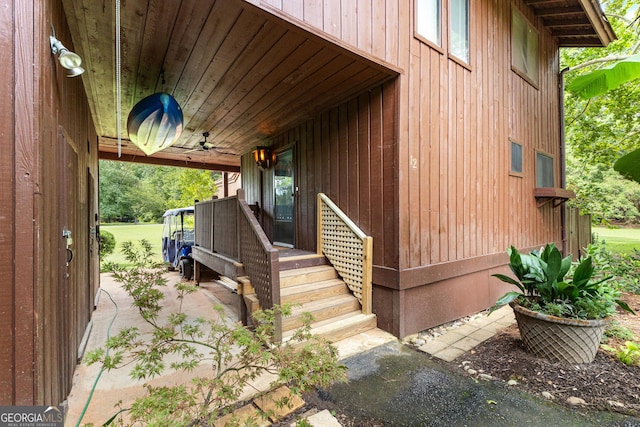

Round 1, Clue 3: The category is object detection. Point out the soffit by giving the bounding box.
[61,0,398,170]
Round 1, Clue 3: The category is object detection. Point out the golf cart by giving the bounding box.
[162,206,195,279]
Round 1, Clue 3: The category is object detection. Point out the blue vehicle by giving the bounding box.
[162,206,195,279]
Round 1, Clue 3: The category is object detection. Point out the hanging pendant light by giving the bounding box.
[127,92,183,155]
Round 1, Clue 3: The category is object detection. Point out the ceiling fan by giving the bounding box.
[183,132,235,155]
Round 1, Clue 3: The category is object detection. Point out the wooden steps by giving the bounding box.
[282,312,377,343]
[240,264,376,342]
[281,294,361,331]
[278,265,376,341]
[280,265,337,287]
[280,279,348,304]
[279,253,328,271]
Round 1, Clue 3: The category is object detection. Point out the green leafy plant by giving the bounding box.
[295,418,314,427]
[583,241,640,294]
[491,243,635,319]
[99,261,122,273]
[604,322,636,341]
[601,341,640,366]
[86,240,347,426]
[99,229,116,258]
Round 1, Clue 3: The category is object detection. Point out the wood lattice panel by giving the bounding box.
[319,202,366,305]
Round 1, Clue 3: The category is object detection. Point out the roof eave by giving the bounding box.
[578,0,617,47]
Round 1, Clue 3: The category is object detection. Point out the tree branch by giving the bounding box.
[565,55,633,73]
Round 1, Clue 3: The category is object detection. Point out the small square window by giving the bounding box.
[511,141,523,174]
[536,152,554,188]
[416,0,441,46]
[511,8,539,85]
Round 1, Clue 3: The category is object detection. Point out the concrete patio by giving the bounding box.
[64,272,397,426]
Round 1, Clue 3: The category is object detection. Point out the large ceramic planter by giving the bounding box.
[510,302,609,363]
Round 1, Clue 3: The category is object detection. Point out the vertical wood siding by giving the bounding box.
[0,0,99,405]
[245,82,398,268]
[254,0,563,271]
[0,0,16,405]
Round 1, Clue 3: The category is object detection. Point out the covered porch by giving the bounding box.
[60,0,398,340]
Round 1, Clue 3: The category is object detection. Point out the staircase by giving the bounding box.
[277,256,377,342]
[240,254,376,342]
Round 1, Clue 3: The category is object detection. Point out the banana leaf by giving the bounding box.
[566,53,640,100]
[614,147,640,185]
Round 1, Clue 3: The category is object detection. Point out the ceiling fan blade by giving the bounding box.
[182,147,201,154]
[210,147,236,155]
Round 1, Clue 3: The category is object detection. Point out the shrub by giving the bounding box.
[99,261,122,273]
[601,341,640,366]
[85,240,347,426]
[583,241,640,294]
[98,229,116,258]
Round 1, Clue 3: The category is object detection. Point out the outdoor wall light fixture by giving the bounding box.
[253,146,275,170]
[50,25,85,77]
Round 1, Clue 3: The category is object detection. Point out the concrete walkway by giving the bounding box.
[66,273,640,427]
[65,272,396,427]
[417,305,516,362]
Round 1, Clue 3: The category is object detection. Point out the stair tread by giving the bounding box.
[282,313,377,341]
[280,278,346,296]
[280,265,335,278]
[280,253,325,262]
[308,312,374,329]
[288,294,359,315]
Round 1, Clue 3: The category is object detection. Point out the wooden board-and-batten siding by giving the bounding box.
[248,0,566,337]
[0,0,99,405]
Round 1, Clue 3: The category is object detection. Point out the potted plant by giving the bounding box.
[491,243,634,363]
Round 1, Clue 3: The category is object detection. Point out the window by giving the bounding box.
[450,0,469,62]
[416,0,441,46]
[511,8,539,85]
[536,152,554,188]
[510,141,523,175]
[416,0,470,64]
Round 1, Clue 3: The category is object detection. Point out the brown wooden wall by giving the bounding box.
[247,0,567,336]
[0,0,99,405]
[399,0,562,272]
[248,82,399,270]
[255,0,564,264]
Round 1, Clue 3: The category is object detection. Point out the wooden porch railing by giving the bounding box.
[237,189,282,340]
[194,190,280,310]
[317,193,373,314]
[195,195,239,259]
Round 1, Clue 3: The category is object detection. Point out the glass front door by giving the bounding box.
[273,149,294,247]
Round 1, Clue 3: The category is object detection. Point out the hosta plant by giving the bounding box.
[490,243,634,319]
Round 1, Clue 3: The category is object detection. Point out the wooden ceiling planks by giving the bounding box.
[61,0,114,137]
[155,0,216,98]
[115,0,148,133]
[62,0,397,169]
[184,26,299,148]
[172,2,246,117]
[214,46,347,145]
[132,0,183,102]
[186,27,300,151]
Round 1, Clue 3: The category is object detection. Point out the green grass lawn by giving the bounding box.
[593,226,640,254]
[101,223,164,266]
